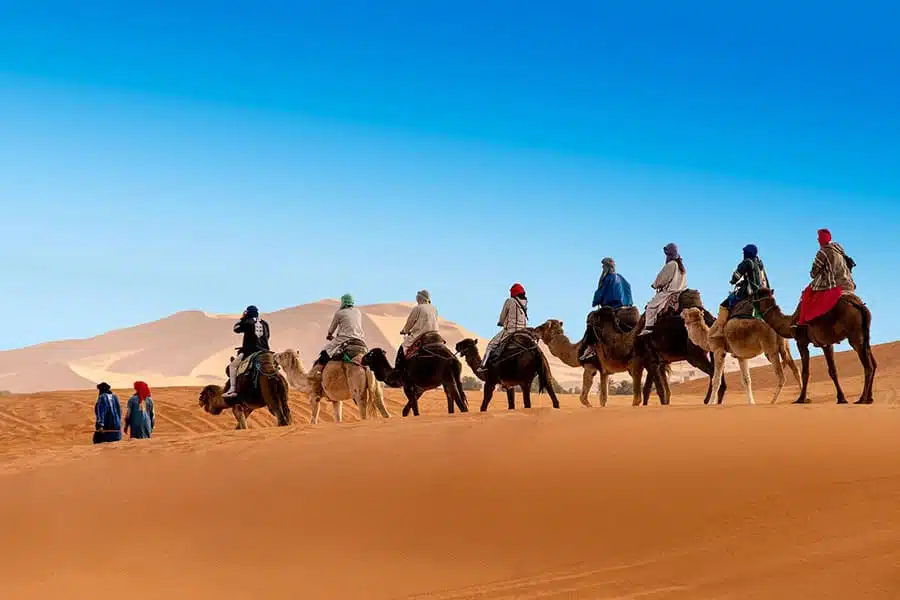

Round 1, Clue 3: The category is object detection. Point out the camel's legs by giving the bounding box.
[766,350,786,404]
[358,388,369,420]
[480,379,496,412]
[684,348,722,404]
[596,371,611,407]
[849,334,877,404]
[371,383,391,417]
[710,351,727,406]
[332,401,343,423]
[821,345,847,404]
[402,385,422,416]
[579,366,595,407]
[232,406,248,430]
[794,334,812,404]
[521,382,532,409]
[309,396,321,424]
[737,358,754,405]
[506,387,516,410]
[546,383,560,409]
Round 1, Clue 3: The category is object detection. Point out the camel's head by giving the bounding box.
[455,338,479,357]
[682,307,704,326]
[361,348,389,369]
[534,319,564,342]
[198,384,226,415]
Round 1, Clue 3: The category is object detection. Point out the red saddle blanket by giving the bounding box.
[798,285,843,325]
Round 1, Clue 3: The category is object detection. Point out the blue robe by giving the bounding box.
[592,273,633,308]
[124,395,155,439]
[93,392,122,444]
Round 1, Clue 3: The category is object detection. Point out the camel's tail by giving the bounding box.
[778,337,801,385]
[452,357,469,410]
[535,346,553,394]
[273,373,292,426]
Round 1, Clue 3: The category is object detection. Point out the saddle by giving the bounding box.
[658,289,704,319]
[404,331,447,359]
[725,297,761,322]
[330,339,368,365]
[228,351,279,397]
[493,329,540,360]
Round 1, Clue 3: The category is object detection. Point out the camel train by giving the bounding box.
[197,282,875,429]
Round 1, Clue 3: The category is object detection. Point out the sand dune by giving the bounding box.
[0,342,898,598]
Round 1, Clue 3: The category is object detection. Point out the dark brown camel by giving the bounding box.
[198,351,292,429]
[361,339,468,416]
[585,290,725,405]
[753,288,876,404]
[455,332,560,411]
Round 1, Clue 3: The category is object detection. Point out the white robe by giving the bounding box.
[484,297,528,364]
[400,303,440,352]
[324,307,366,355]
[644,261,687,328]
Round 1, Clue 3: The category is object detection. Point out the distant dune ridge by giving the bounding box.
[0,299,768,393]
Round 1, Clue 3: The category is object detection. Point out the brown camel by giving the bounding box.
[274,349,390,423]
[455,332,560,411]
[752,288,876,404]
[198,351,292,429]
[584,293,725,406]
[361,339,468,416]
[532,320,599,407]
[533,318,666,407]
[683,306,800,404]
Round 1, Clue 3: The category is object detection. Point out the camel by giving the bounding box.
[532,318,667,407]
[584,295,725,406]
[361,339,468,416]
[274,349,390,423]
[752,288,876,404]
[455,332,560,411]
[682,306,800,405]
[531,320,600,407]
[198,351,292,429]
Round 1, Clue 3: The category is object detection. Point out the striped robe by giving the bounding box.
[810,242,855,292]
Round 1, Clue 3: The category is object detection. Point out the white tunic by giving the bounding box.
[400,303,440,352]
[644,261,687,328]
[324,307,366,355]
[485,297,529,359]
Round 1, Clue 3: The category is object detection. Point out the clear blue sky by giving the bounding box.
[1,1,898,353]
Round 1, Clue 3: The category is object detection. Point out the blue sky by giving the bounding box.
[1,1,898,353]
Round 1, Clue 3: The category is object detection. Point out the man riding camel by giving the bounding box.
[308,294,367,393]
[479,283,529,376]
[709,244,769,341]
[578,257,633,361]
[796,228,857,326]
[396,289,440,371]
[223,305,270,398]
[640,243,687,336]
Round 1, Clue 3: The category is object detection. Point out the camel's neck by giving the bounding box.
[461,350,486,381]
[760,303,795,338]
[277,354,311,392]
[683,318,711,353]
[369,358,397,384]
[544,333,582,367]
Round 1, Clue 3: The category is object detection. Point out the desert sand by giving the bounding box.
[1,344,898,599]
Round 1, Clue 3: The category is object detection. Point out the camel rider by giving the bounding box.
[396,289,440,370]
[640,243,687,336]
[709,244,769,341]
[796,229,857,326]
[479,283,528,376]
[309,294,366,387]
[223,305,271,398]
[578,257,634,361]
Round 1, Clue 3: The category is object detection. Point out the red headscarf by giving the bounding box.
[509,283,525,297]
[133,381,151,405]
[817,228,832,247]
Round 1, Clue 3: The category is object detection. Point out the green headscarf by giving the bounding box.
[340,293,354,309]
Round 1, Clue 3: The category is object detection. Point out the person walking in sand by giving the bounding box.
[93,382,122,444]
[124,381,155,439]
